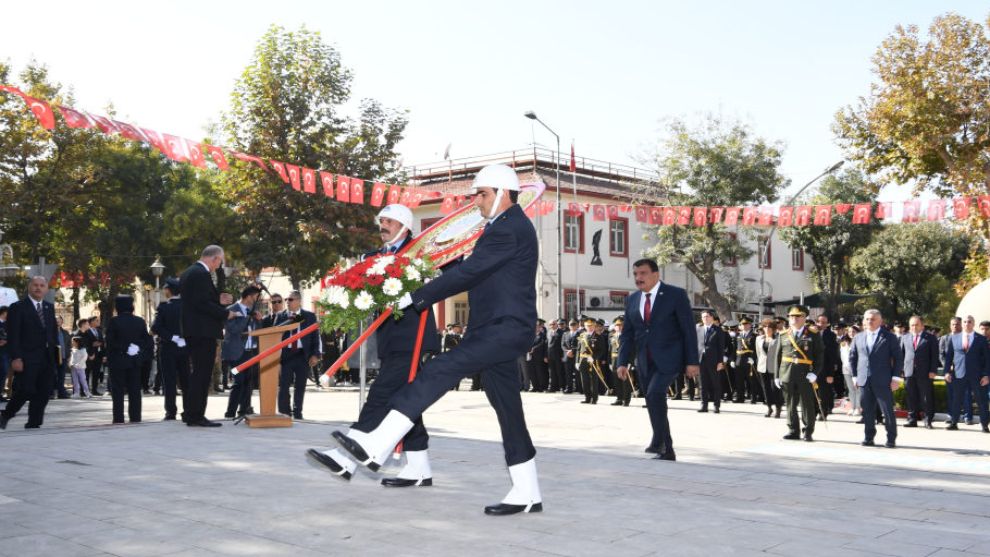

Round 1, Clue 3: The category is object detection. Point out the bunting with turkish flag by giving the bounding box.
[302,167,317,194]
[692,207,707,227]
[592,204,606,221]
[371,182,387,207]
[813,205,832,226]
[724,207,741,226]
[566,202,581,216]
[852,203,872,224]
[794,206,812,227]
[440,195,455,214]
[875,202,893,220]
[19,94,55,130]
[230,151,267,171]
[141,128,168,155]
[709,207,724,224]
[320,171,335,197]
[270,161,290,184]
[607,205,619,219]
[758,208,774,226]
[113,120,147,143]
[58,106,92,129]
[777,206,794,227]
[387,184,403,205]
[926,199,945,221]
[742,207,757,226]
[89,114,120,135]
[336,176,351,202]
[635,206,649,223]
[663,207,677,226]
[952,197,970,219]
[286,164,301,191]
[676,207,691,225]
[205,145,228,171]
[834,203,852,215]
[978,196,990,218]
[185,140,207,169]
[162,134,188,162]
[350,178,364,204]
[902,200,920,223]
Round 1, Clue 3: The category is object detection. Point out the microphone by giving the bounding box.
[275,313,305,328]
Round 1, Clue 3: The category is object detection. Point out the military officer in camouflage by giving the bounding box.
[771,305,824,442]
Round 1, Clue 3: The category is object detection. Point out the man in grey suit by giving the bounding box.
[849,309,904,448]
[222,286,262,419]
[900,315,939,428]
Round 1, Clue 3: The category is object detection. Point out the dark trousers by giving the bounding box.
[760,373,783,411]
[614,364,633,403]
[2,359,54,427]
[53,361,70,398]
[140,358,153,392]
[565,356,579,393]
[109,362,142,423]
[643,363,677,455]
[547,355,564,391]
[87,359,103,393]
[527,359,548,392]
[673,373,695,399]
[949,373,989,425]
[782,379,816,436]
[905,373,934,422]
[861,378,897,442]
[732,361,751,401]
[579,360,598,403]
[353,351,428,452]
[184,337,217,423]
[225,349,258,417]
[159,343,187,418]
[391,328,536,466]
[817,379,834,417]
[278,354,309,416]
[747,367,763,402]
[699,365,721,407]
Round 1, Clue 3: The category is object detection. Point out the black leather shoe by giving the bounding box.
[861,440,875,446]
[654,452,676,461]
[775,408,782,418]
[672,395,682,400]
[24,423,40,429]
[982,425,989,433]
[644,446,659,454]
[924,421,933,429]
[904,421,918,428]
[764,410,772,418]
[803,434,813,442]
[306,449,352,480]
[164,415,176,421]
[856,418,865,424]
[293,412,303,420]
[484,502,543,516]
[0,414,8,430]
[783,433,800,440]
[381,477,432,487]
[713,407,720,414]
[623,401,630,407]
[187,418,222,427]
[884,440,896,448]
[697,407,708,413]
[580,400,590,404]
[610,401,624,406]
[331,431,379,472]
[946,423,959,430]
[224,412,235,419]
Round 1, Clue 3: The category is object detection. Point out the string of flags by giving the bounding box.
[3,85,984,227]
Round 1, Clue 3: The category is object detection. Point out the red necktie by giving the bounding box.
[963,333,970,352]
[913,334,919,350]
[643,293,652,323]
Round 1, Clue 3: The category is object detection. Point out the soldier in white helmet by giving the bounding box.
[330,164,544,515]
[308,204,440,486]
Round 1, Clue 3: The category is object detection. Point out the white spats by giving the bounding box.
[359,410,415,467]
[396,450,432,481]
[501,458,542,507]
[323,448,357,475]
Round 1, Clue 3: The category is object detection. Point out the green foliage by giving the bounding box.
[637,114,789,318]
[779,169,881,319]
[893,379,949,412]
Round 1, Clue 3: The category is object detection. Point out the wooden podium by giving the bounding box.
[243,323,299,428]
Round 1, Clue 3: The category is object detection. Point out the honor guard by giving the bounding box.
[610,317,633,406]
[771,305,824,442]
[578,316,606,405]
[733,317,758,403]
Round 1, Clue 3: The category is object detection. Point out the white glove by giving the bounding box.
[127,344,140,356]
[396,292,413,310]
[774,378,782,389]
[319,373,332,388]
[171,335,186,348]
[806,372,817,383]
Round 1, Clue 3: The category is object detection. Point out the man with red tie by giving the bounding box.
[943,315,990,432]
[616,259,700,461]
[900,315,939,428]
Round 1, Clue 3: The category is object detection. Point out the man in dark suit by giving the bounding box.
[943,315,990,432]
[0,305,9,402]
[546,319,565,392]
[901,315,939,428]
[53,315,72,399]
[562,319,580,394]
[849,309,904,447]
[816,314,840,419]
[526,320,548,392]
[616,259,699,461]
[105,296,154,423]
[697,310,726,413]
[151,278,187,420]
[0,276,59,429]
[278,290,320,419]
[331,165,543,515]
[87,315,106,396]
[179,245,236,427]
[223,286,262,419]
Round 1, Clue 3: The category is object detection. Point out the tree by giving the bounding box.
[778,169,881,319]
[220,25,409,289]
[637,115,790,319]
[834,12,990,283]
[848,222,975,322]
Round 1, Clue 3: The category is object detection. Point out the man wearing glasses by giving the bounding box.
[278,291,320,420]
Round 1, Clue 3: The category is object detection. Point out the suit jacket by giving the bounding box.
[698,323,726,372]
[820,326,840,379]
[151,297,184,348]
[548,328,564,359]
[179,262,228,339]
[412,204,537,335]
[222,302,261,362]
[617,283,699,375]
[529,328,548,361]
[280,309,321,362]
[849,327,904,385]
[943,331,990,380]
[5,297,58,366]
[900,331,939,378]
[105,314,153,369]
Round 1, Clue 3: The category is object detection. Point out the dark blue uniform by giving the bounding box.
[394,203,539,466]
[279,308,321,418]
[106,299,154,424]
[151,296,188,419]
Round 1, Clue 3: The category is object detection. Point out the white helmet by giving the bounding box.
[376,203,414,231]
[471,164,520,192]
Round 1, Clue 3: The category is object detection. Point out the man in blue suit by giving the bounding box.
[849,309,904,447]
[331,164,542,516]
[943,315,990,432]
[278,290,321,419]
[616,259,699,461]
[222,286,262,419]
[151,278,187,421]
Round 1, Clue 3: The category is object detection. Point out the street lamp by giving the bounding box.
[524,110,563,318]
[150,255,165,309]
[756,160,844,324]
[0,234,19,279]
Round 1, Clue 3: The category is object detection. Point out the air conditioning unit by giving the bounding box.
[586,289,612,309]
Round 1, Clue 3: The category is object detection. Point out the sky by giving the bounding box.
[2,1,987,201]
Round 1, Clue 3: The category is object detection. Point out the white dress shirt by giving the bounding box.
[638,281,662,321]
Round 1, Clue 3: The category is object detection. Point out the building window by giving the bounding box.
[608,217,628,257]
[791,248,804,271]
[453,301,469,327]
[564,213,584,253]
[722,232,737,267]
[564,288,585,321]
[757,235,772,269]
[609,291,629,308]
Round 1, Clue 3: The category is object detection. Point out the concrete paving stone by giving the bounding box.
[0,533,106,557]
[966,540,990,556]
[68,529,195,557]
[843,536,941,557]
[878,527,986,552]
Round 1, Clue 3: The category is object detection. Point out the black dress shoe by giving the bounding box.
[306,449,352,480]
[775,407,782,418]
[697,407,708,413]
[966,418,976,426]
[764,410,772,418]
[623,401,630,407]
[904,421,918,428]
[856,418,865,424]
[861,440,875,446]
[331,431,379,472]
[484,502,543,515]
[654,452,676,461]
[673,395,682,400]
[187,418,222,427]
[946,423,959,430]
[24,423,40,429]
[164,415,176,421]
[590,400,597,405]
[924,421,933,429]
[293,413,303,420]
[580,400,590,404]
[783,433,800,440]
[644,446,659,454]
[982,425,990,433]
[884,440,896,448]
[381,477,432,487]
[0,414,8,430]
[224,412,235,419]
[803,434,813,442]
[610,401,624,406]
[713,407,720,414]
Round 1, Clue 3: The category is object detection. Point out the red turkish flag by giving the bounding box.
[724,207,741,226]
[58,106,93,129]
[270,161,290,183]
[834,203,852,215]
[286,164,301,191]
[409,189,426,209]
[440,194,455,214]
[525,205,537,219]
[185,140,207,168]
[758,208,774,226]
[607,205,619,219]
[646,207,659,225]
[978,196,990,218]
[350,179,365,204]
[387,184,403,205]
[952,197,970,219]
[592,205,606,221]
[302,167,317,194]
[794,206,812,226]
[662,207,677,226]
[926,199,945,221]
[113,120,147,143]
[742,207,757,226]
[204,145,229,170]
[336,176,351,202]
[902,200,920,222]
[875,202,893,220]
[813,205,832,226]
[141,128,168,154]
[230,151,267,170]
[635,206,649,223]
[566,202,580,216]
[320,171,335,197]
[709,207,724,224]
[371,182,387,206]
[692,207,707,227]
[852,203,872,224]
[400,189,413,207]
[20,94,55,129]
[89,114,120,135]
[569,142,576,173]
[676,207,691,225]
[162,134,188,162]
[457,195,470,208]
[777,206,794,227]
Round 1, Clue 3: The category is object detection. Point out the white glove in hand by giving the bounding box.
[127,344,140,356]
[806,372,817,383]
[774,378,782,389]
[171,335,186,348]
[396,292,413,310]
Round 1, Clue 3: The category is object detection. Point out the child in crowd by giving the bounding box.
[69,336,92,398]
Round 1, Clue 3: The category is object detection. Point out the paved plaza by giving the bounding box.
[1,385,989,557]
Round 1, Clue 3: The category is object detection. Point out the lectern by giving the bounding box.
[243,323,299,428]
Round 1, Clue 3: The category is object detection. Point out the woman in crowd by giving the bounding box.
[840,325,861,416]
[755,318,783,418]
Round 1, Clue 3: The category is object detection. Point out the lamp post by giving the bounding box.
[524,111,562,318]
[150,255,165,310]
[756,161,844,324]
